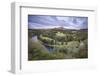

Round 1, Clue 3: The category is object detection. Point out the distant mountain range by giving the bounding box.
[53,26,87,30]
[29,26,88,31]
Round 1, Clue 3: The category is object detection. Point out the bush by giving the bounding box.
[67,41,80,48]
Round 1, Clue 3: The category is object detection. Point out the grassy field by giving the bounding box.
[28,28,88,60]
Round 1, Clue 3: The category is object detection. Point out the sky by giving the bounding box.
[28,15,88,30]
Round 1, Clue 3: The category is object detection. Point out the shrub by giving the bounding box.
[67,41,80,48]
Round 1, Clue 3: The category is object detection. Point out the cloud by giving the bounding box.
[28,15,88,29]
